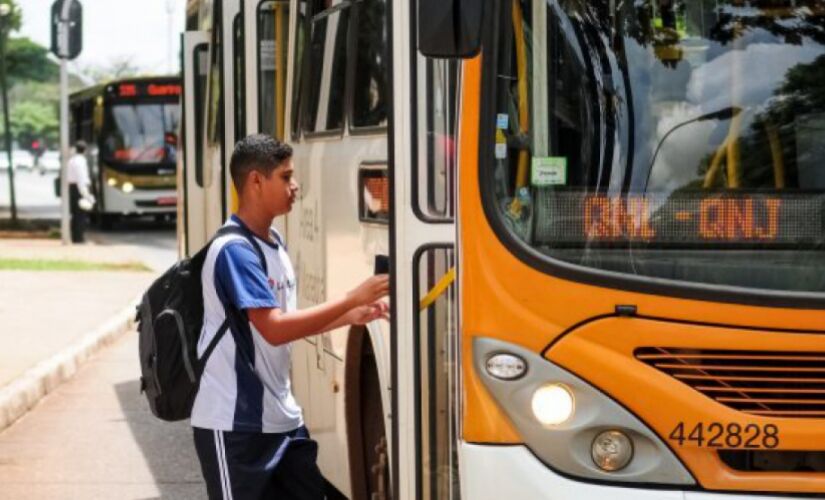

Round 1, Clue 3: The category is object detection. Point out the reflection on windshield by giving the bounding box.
[102,104,180,164]
[491,0,825,293]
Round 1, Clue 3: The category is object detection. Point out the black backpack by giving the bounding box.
[137,225,266,421]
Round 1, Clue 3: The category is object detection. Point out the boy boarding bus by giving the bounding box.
[180,0,825,497]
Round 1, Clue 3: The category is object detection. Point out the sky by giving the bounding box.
[18,0,186,76]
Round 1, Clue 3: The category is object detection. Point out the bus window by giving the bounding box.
[351,0,387,130]
[485,0,825,294]
[258,0,290,139]
[101,103,180,164]
[233,12,245,142]
[194,43,209,187]
[417,59,459,220]
[302,2,350,134]
[416,247,460,500]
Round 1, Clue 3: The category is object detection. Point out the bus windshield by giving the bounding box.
[490,0,825,294]
[101,103,181,165]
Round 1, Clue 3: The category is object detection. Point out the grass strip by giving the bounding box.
[0,258,150,272]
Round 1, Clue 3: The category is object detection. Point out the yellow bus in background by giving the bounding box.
[70,76,181,227]
[180,0,825,497]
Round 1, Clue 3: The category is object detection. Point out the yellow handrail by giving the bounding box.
[419,267,456,311]
[513,0,529,190]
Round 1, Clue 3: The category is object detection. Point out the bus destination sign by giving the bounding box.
[112,82,182,99]
[535,192,823,247]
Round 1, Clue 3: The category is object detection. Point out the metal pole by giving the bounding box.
[59,56,70,244]
[58,0,73,245]
[0,20,16,224]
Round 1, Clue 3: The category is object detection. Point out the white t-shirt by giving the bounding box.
[66,153,90,188]
[190,215,303,433]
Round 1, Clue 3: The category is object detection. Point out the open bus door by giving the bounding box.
[181,31,210,256]
[391,24,462,500]
[221,0,242,217]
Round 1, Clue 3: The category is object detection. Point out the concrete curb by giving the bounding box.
[0,297,140,433]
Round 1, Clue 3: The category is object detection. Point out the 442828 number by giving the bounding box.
[669,422,779,449]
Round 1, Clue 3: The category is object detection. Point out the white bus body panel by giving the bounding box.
[288,133,389,497]
[459,443,791,500]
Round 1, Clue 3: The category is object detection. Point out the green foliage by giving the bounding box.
[0,258,150,272]
[0,0,21,33]
[4,100,58,146]
[6,37,58,84]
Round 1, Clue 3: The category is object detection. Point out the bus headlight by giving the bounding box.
[121,182,134,193]
[473,337,695,486]
[531,384,574,426]
[592,430,634,471]
[107,177,118,187]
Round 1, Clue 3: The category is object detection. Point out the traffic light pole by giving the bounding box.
[59,55,69,244]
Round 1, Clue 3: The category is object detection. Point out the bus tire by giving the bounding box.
[345,328,390,500]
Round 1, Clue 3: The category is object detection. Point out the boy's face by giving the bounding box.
[260,158,298,216]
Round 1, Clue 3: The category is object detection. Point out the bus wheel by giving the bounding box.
[346,330,390,500]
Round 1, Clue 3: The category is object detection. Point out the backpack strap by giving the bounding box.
[196,224,270,371]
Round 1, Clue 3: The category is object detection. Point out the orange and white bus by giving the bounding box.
[180,0,825,497]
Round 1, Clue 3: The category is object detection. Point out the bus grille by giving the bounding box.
[635,348,825,418]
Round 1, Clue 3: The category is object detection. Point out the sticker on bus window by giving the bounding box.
[260,40,276,71]
[496,113,509,130]
[495,129,507,159]
[531,157,567,186]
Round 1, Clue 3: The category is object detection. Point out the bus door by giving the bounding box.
[221,0,242,217]
[392,19,462,497]
[181,31,210,255]
[246,0,291,234]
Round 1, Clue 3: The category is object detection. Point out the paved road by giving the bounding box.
[0,224,206,499]
[0,169,60,220]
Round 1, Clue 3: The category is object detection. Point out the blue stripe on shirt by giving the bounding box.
[214,241,279,432]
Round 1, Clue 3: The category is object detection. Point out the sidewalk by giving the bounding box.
[0,239,153,393]
[0,234,204,498]
[0,330,205,499]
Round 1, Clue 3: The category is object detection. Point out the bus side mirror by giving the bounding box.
[417,0,483,58]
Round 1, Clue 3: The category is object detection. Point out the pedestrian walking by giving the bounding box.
[191,134,389,500]
[66,140,95,243]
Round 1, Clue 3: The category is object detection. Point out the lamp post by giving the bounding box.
[0,2,17,224]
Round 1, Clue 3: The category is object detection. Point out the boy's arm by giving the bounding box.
[248,275,389,346]
[247,297,354,346]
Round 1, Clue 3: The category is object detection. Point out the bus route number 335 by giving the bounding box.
[668,422,780,449]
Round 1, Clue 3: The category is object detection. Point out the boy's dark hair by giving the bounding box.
[230,134,293,189]
[75,140,87,154]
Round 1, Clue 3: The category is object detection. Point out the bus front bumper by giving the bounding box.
[102,183,177,215]
[458,443,792,500]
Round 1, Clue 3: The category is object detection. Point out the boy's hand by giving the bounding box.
[346,301,389,325]
[346,274,390,307]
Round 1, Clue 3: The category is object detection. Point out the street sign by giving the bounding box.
[50,0,82,60]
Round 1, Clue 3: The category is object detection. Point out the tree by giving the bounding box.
[6,81,59,147]
[6,37,58,84]
[0,0,21,33]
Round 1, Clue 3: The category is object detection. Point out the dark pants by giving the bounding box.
[68,184,86,243]
[193,426,330,500]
